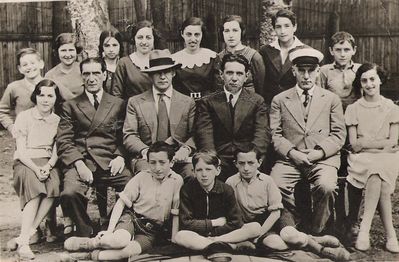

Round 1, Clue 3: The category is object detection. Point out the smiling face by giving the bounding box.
[135,27,154,55]
[81,62,106,94]
[221,61,248,94]
[360,69,381,98]
[148,151,171,181]
[103,37,120,60]
[182,25,202,53]
[194,159,220,191]
[329,41,356,67]
[18,53,44,80]
[36,85,57,114]
[235,151,261,182]
[274,17,297,45]
[58,43,77,66]
[292,64,320,90]
[223,20,242,49]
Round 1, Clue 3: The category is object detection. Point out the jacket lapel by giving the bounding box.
[265,47,283,73]
[280,57,293,77]
[169,91,184,137]
[88,92,115,135]
[233,90,253,133]
[213,93,233,132]
[283,88,306,131]
[306,87,326,129]
[77,93,96,123]
[139,90,158,143]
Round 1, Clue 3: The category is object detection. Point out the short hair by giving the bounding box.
[352,62,388,97]
[79,57,107,73]
[128,20,166,50]
[220,53,250,73]
[54,33,82,59]
[219,15,246,41]
[234,144,263,161]
[272,9,297,28]
[147,141,175,161]
[180,17,210,48]
[16,48,42,66]
[330,31,356,48]
[30,79,64,114]
[192,150,221,169]
[98,28,124,58]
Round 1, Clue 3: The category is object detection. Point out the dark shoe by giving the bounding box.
[29,228,43,245]
[312,235,341,247]
[17,244,35,260]
[235,240,256,251]
[320,246,351,261]
[203,241,233,262]
[64,236,98,251]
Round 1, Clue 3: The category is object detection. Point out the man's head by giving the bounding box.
[289,47,323,90]
[235,145,263,182]
[142,49,181,93]
[220,53,250,94]
[80,57,106,94]
[147,141,175,181]
[329,31,357,67]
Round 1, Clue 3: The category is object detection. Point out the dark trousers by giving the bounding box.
[60,165,132,237]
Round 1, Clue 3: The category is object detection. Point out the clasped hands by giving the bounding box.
[34,163,52,182]
[288,148,324,166]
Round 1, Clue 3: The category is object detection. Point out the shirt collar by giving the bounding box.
[85,88,103,102]
[239,172,264,184]
[31,106,58,123]
[295,84,315,97]
[269,36,304,51]
[333,61,355,70]
[153,86,173,100]
[224,87,242,103]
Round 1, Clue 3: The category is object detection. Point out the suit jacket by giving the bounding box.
[195,89,270,157]
[269,86,346,168]
[259,44,305,104]
[57,91,126,171]
[123,89,196,157]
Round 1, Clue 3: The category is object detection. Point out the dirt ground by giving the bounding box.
[0,129,399,261]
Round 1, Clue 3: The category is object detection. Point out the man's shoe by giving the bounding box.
[17,244,35,260]
[386,238,399,253]
[235,240,256,251]
[312,235,341,247]
[64,236,98,251]
[320,246,351,261]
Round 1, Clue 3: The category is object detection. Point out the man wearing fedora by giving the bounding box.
[123,49,196,177]
[269,47,346,235]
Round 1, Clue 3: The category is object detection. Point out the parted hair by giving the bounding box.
[98,28,124,58]
[192,150,221,168]
[30,79,64,114]
[79,57,107,73]
[180,17,210,48]
[352,62,388,97]
[219,15,246,41]
[128,20,166,50]
[220,53,250,73]
[272,9,297,28]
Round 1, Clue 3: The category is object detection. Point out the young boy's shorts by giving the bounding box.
[115,209,166,252]
[255,209,296,244]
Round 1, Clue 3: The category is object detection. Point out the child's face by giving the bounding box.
[194,159,220,190]
[103,37,120,60]
[36,86,57,114]
[235,152,261,182]
[148,151,171,181]
[329,41,356,66]
[274,17,297,44]
[360,69,381,98]
[58,43,77,66]
[18,54,44,80]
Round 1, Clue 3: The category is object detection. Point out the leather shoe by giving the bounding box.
[64,236,97,251]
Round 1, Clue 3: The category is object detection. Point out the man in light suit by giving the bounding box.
[269,47,346,235]
[123,49,195,177]
[195,53,269,181]
[57,57,131,237]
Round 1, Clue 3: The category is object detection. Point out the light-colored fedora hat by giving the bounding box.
[141,49,181,73]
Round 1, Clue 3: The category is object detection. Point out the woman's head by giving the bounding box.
[353,62,387,97]
[129,20,164,54]
[192,150,221,190]
[180,17,208,52]
[30,79,63,114]
[219,15,245,49]
[99,29,124,59]
[54,33,80,66]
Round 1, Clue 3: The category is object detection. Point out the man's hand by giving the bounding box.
[288,149,312,166]
[75,160,93,184]
[174,146,191,163]
[306,149,324,163]
[211,217,227,227]
[109,156,125,176]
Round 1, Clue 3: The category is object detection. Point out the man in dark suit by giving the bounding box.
[123,49,196,177]
[269,47,346,235]
[57,57,131,237]
[195,53,269,181]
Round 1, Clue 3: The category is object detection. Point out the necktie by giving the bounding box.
[228,94,235,126]
[302,89,310,108]
[93,93,99,110]
[157,93,170,141]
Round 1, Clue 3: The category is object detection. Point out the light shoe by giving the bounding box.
[386,237,399,253]
[17,244,35,260]
[355,231,370,251]
[320,246,351,261]
[64,236,98,251]
[7,237,19,251]
[312,235,341,248]
[63,217,75,236]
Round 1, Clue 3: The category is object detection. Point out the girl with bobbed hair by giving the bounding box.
[112,20,166,100]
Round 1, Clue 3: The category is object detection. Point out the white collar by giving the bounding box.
[295,84,315,97]
[152,86,173,100]
[269,36,303,51]
[31,106,58,123]
[224,87,242,105]
[85,88,104,103]
[130,52,149,70]
[172,48,216,68]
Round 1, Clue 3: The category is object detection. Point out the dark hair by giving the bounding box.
[16,48,42,66]
[219,15,246,41]
[272,9,297,28]
[180,17,210,48]
[330,31,356,48]
[234,144,263,161]
[30,79,64,114]
[220,53,250,72]
[54,33,82,61]
[79,57,107,73]
[352,62,388,97]
[98,29,124,58]
[128,20,165,50]
[192,150,221,169]
[147,141,175,161]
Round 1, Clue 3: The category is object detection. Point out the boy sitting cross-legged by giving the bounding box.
[225,145,351,261]
[61,142,183,261]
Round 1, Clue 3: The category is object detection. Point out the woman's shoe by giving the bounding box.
[355,231,370,251]
[7,237,18,251]
[386,238,399,253]
[17,244,35,260]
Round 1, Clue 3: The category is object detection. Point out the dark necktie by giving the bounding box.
[228,94,235,126]
[302,89,310,108]
[93,93,99,110]
[156,93,170,141]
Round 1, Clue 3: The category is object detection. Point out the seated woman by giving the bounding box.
[6,79,63,260]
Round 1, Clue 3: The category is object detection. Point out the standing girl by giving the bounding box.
[345,63,399,252]
[7,79,62,259]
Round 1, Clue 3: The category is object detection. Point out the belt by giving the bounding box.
[190,92,201,99]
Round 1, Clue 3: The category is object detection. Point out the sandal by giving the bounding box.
[63,217,75,236]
